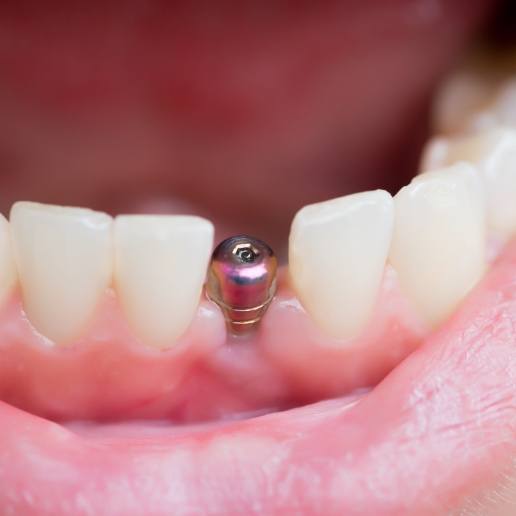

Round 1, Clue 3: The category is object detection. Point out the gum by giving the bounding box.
[0,265,425,422]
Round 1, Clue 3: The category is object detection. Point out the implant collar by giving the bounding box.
[206,235,277,334]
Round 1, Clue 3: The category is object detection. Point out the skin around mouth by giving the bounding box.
[0,0,513,515]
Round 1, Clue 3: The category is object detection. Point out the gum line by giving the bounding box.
[0,265,424,421]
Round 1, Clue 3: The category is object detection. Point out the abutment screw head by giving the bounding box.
[206,235,277,334]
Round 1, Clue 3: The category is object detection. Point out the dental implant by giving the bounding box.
[206,235,278,335]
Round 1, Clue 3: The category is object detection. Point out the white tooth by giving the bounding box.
[289,190,393,340]
[10,202,112,344]
[114,215,213,347]
[421,127,516,239]
[0,215,17,306]
[389,163,486,327]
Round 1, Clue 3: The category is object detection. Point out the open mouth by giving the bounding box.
[2,1,516,514]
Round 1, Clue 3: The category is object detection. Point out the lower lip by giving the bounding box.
[2,240,516,513]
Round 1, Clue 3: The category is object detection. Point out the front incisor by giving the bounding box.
[289,190,394,341]
[114,215,214,348]
[10,202,113,345]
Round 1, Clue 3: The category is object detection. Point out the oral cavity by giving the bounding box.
[0,178,491,422]
[1,66,516,422]
[423,126,516,240]
[0,193,421,421]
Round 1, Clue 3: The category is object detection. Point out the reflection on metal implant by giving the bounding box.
[206,235,277,334]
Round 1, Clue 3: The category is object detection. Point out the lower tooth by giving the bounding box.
[10,202,113,344]
[422,127,516,240]
[114,215,214,348]
[389,163,486,327]
[289,190,394,340]
[0,214,17,307]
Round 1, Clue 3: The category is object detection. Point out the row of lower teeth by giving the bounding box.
[0,70,515,347]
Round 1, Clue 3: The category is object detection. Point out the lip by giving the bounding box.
[0,239,515,514]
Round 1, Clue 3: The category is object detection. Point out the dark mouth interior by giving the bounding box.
[0,1,505,253]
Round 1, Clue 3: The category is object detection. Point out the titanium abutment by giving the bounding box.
[206,235,278,335]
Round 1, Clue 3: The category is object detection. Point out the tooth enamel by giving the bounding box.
[0,215,17,306]
[389,163,486,327]
[422,127,516,239]
[289,190,394,340]
[114,215,213,347]
[10,202,113,344]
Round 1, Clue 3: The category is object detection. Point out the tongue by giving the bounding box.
[1,239,516,514]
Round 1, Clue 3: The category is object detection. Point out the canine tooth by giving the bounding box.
[10,202,112,344]
[114,215,213,347]
[422,127,516,239]
[0,215,17,306]
[389,163,486,327]
[289,190,393,339]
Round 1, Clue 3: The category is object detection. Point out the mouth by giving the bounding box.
[2,1,516,514]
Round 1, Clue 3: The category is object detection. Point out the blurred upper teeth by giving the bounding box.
[422,126,516,240]
[433,73,516,135]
